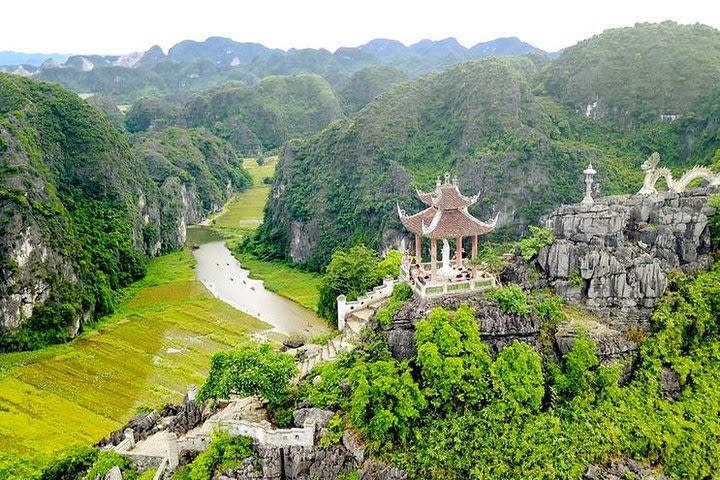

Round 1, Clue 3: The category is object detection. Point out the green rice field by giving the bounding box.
[0,250,268,455]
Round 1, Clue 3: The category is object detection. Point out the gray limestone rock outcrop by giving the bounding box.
[584,458,670,480]
[218,442,406,480]
[538,187,717,330]
[383,293,542,359]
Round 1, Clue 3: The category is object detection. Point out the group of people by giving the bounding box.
[403,255,475,285]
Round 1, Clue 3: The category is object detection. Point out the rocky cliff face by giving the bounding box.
[0,74,249,348]
[537,187,717,330]
[382,293,542,360]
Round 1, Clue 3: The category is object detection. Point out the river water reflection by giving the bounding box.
[187,226,328,336]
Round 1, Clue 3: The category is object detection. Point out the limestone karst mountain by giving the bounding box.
[0,73,250,350]
[252,21,720,271]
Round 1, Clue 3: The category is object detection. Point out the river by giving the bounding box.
[187,226,328,336]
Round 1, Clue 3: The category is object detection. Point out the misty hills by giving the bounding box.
[0,36,548,102]
[0,35,548,69]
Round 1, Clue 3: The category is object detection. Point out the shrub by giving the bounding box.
[317,245,402,323]
[490,284,530,315]
[490,341,545,416]
[708,194,720,250]
[375,283,412,326]
[349,359,426,447]
[172,431,254,480]
[197,343,297,404]
[83,451,134,480]
[415,305,493,412]
[40,445,97,480]
[319,413,345,446]
[534,294,566,325]
[568,268,584,287]
[518,226,555,261]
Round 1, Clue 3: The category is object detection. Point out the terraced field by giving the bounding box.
[0,250,267,454]
[0,156,322,457]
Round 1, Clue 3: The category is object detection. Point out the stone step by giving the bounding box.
[345,320,364,335]
[351,308,375,321]
[328,338,339,356]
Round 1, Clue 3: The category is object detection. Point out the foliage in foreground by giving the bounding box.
[488,283,531,315]
[197,342,297,404]
[0,447,143,480]
[295,262,720,478]
[396,264,720,479]
[375,283,413,325]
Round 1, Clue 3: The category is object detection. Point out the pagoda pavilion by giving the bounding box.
[397,173,498,294]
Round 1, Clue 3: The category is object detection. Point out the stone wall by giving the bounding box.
[537,187,717,330]
[337,277,398,329]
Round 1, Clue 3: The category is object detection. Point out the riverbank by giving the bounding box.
[0,249,268,455]
[208,157,322,312]
[0,157,323,457]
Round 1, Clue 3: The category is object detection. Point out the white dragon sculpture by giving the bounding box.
[638,152,720,195]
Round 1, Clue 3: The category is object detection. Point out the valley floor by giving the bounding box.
[208,157,322,311]
[0,157,322,457]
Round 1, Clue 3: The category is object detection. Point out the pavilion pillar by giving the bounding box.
[471,235,478,261]
[430,238,437,278]
[455,236,463,267]
[415,234,422,263]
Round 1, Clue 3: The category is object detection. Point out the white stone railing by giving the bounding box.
[411,276,496,299]
[400,261,497,299]
[179,419,317,452]
[336,276,398,329]
[226,420,315,447]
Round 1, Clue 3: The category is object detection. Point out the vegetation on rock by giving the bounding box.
[316,245,401,323]
[254,22,720,271]
[183,74,343,154]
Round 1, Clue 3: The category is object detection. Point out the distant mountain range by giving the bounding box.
[0,51,71,67]
[0,36,549,72]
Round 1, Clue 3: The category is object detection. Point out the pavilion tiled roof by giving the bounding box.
[416,177,478,210]
[398,173,497,239]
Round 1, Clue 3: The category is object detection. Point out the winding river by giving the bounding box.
[187,226,328,336]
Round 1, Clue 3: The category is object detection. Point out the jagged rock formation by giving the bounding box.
[220,443,407,480]
[584,459,670,480]
[108,391,406,480]
[537,187,718,330]
[383,293,541,360]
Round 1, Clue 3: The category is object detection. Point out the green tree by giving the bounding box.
[171,431,254,480]
[490,341,544,416]
[489,284,531,316]
[375,250,402,279]
[349,359,426,447]
[518,226,555,261]
[415,305,493,412]
[197,343,297,404]
[317,245,389,322]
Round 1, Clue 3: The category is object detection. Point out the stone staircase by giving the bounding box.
[296,302,381,380]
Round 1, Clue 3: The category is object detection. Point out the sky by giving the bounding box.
[2,0,719,55]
